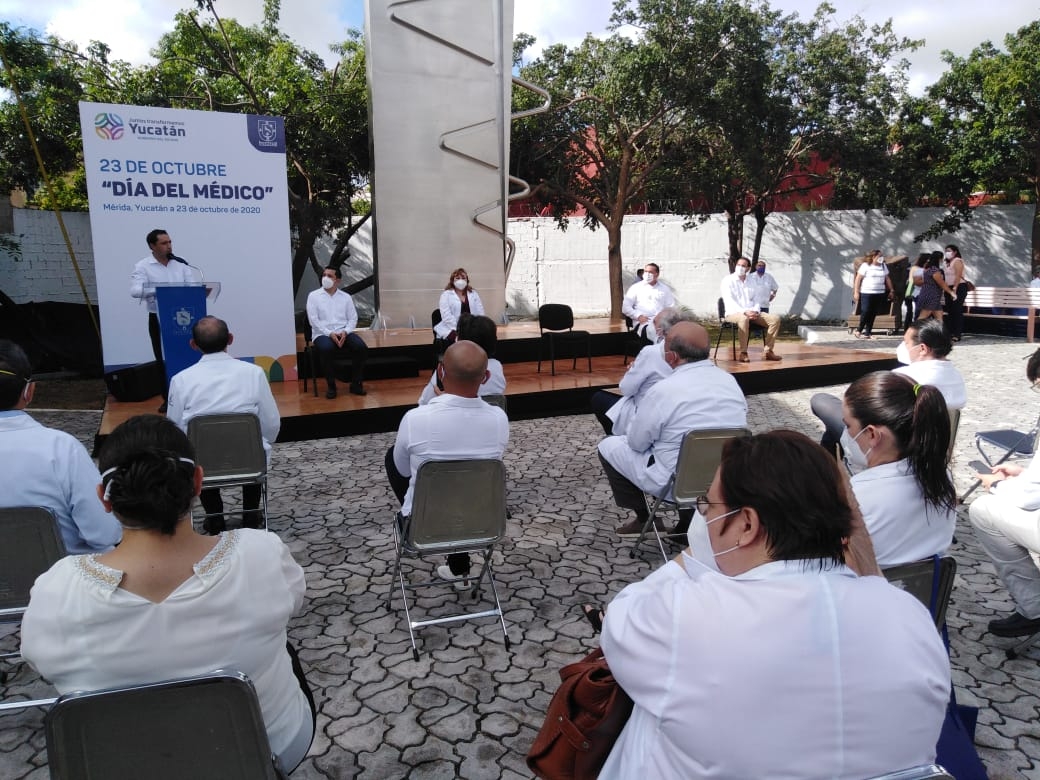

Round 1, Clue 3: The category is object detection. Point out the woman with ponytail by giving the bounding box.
[22,415,315,772]
[841,371,957,566]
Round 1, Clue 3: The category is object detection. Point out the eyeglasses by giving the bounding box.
[695,496,731,516]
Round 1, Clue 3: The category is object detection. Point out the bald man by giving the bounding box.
[386,341,509,584]
[167,316,280,534]
[598,322,748,538]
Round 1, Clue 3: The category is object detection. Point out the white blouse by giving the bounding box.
[21,530,310,762]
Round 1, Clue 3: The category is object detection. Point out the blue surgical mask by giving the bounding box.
[756,266,765,275]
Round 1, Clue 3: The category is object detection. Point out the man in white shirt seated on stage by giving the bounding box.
[622,263,677,343]
[306,265,368,399]
[748,258,779,312]
[590,306,691,436]
[0,340,121,553]
[167,316,281,534]
[720,256,782,363]
[385,341,509,585]
[598,322,747,538]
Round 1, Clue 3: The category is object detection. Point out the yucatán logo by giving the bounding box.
[94,113,124,140]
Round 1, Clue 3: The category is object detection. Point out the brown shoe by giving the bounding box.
[764,352,783,362]
[616,518,664,537]
[738,352,751,363]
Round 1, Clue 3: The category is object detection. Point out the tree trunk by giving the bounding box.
[292,224,319,298]
[1032,162,1040,269]
[607,218,624,320]
[725,203,743,270]
[751,202,768,263]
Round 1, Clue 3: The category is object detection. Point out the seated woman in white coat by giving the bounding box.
[21,415,315,772]
[433,267,485,344]
[598,430,950,779]
[842,371,957,566]
[418,314,505,404]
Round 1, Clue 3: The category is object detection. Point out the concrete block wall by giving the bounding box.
[3,205,1033,322]
[0,210,95,304]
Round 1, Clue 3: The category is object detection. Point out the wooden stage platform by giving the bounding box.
[99,319,897,444]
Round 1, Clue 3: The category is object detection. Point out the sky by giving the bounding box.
[0,0,1038,96]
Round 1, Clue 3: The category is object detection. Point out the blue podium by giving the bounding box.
[151,282,222,386]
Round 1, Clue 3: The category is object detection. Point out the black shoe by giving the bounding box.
[988,611,1040,638]
[349,383,367,396]
[580,604,604,633]
[325,386,337,399]
[615,517,662,537]
[203,520,227,535]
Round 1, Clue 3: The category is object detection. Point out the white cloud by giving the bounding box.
[2,0,1037,94]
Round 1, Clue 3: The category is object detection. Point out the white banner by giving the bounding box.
[79,102,297,380]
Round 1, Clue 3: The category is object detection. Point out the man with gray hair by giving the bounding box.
[590,306,692,436]
[598,321,748,537]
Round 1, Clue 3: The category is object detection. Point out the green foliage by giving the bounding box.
[890,21,1040,264]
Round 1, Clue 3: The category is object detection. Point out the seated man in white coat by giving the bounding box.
[590,307,691,436]
[167,316,280,534]
[720,256,782,363]
[0,340,121,553]
[970,347,1040,639]
[598,322,747,538]
[622,263,677,343]
[386,341,509,585]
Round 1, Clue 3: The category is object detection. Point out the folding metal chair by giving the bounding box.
[386,459,510,661]
[537,304,591,375]
[0,507,65,690]
[45,671,287,779]
[865,765,954,780]
[960,409,1040,501]
[481,394,508,414]
[631,427,752,562]
[882,556,957,631]
[187,413,269,530]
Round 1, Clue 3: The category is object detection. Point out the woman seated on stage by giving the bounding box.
[21,415,315,773]
[597,430,949,779]
[434,267,485,344]
[419,314,505,404]
[842,371,957,566]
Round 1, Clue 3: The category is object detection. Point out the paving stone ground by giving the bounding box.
[2,330,1039,778]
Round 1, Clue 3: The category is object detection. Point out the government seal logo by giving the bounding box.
[94,112,124,140]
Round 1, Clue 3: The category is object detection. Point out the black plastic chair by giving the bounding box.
[187,414,268,530]
[622,315,645,365]
[712,297,765,361]
[537,304,591,375]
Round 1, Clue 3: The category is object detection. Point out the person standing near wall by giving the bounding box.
[853,250,894,339]
[942,244,968,341]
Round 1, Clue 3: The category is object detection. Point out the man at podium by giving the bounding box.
[129,229,198,362]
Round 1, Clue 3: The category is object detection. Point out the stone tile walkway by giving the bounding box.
[2,330,1039,778]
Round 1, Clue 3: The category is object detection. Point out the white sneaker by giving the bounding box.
[436,564,471,591]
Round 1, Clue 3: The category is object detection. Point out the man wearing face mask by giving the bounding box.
[0,340,122,554]
[306,265,368,399]
[747,259,779,313]
[590,307,694,436]
[720,256,782,362]
[597,321,747,538]
[622,263,677,343]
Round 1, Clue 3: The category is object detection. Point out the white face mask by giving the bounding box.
[453,278,468,291]
[687,506,743,570]
[896,341,911,365]
[321,276,335,290]
[944,250,954,260]
[736,266,748,278]
[644,272,656,284]
[840,425,872,473]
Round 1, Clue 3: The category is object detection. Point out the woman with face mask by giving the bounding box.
[853,249,894,339]
[942,244,969,341]
[434,267,485,343]
[842,371,956,566]
[593,430,950,779]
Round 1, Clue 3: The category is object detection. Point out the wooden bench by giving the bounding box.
[963,287,1040,342]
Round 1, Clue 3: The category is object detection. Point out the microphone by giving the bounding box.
[168,253,189,265]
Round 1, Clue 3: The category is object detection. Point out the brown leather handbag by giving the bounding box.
[526,647,634,780]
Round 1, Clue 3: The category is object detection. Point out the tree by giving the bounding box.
[150,0,370,295]
[890,22,1040,267]
[512,33,698,319]
[615,0,918,267]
